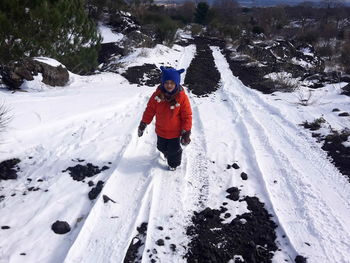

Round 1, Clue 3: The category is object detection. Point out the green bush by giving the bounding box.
[0,0,101,74]
[142,13,178,45]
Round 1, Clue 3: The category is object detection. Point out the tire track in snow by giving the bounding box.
[211,46,350,263]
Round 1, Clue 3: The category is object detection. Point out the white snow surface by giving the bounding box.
[0,42,350,263]
[98,23,124,43]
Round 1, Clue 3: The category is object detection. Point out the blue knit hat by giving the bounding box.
[160,66,185,87]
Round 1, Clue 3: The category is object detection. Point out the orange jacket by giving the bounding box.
[141,86,192,139]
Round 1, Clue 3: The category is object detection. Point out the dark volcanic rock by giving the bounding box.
[122,64,161,86]
[341,84,350,96]
[226,187,241,201]
[241,172,248,180]
[0,58,69,90]
[88,181,104,200]
[1,226,10,230]
[184,37,223,96]
[0,158,21,180]
[124,222,148,263]
[295,255,308,263]
[51,220,71,234]
[63,163,109,181]
[98,43,124,64]
[321,129,350,179]
[224,39,325,94]
[185,192,278,263]
[338,112,350,117]
[155,239,164,246]
[232,163,240,169]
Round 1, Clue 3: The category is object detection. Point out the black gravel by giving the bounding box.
[62,163,109,181]
[122,64,161,86]
[321,129,350,180]
[88,180,104,200]
[185,189,279,263]
[51,220,71,234]
[184,37,223,96]
[0,158,21,180]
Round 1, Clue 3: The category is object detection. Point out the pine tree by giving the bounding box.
[0,0,101,74]
[194,2,211,25]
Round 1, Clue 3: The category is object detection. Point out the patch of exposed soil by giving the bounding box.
[0,158,21,180]
[184,37,224,96]
[122,64,160,86]
[62,163,109,181]
[185,187,279,263]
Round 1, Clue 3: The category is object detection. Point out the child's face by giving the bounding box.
[164,80,176,92]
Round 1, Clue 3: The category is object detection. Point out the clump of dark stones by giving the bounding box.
[185,187,278,263]
[321,129,350,179]
[0,158,21,180]
[226,187,240,201]
[341,83,350,96]
[51,220,71,234]
[184,37,223,96]
[232,163,240,169]
[241,172,248,180]
[295,255,308,263]
[122,64,160,86]
[155,239,164,246]
[88,181,104,200]
[124,222,148,263]
[62,163,109,181]
[170,244,176,252]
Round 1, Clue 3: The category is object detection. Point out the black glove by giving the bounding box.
[138,122,147,137]
[181,130,191,146]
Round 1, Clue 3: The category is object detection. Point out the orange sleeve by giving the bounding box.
[180,93,192,131]
[141,92,157,125]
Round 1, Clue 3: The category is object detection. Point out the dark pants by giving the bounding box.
[157,136,182,168]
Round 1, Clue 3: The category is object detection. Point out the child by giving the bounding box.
[138,66,192,171]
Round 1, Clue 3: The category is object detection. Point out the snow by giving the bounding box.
[98,23,124,43]
[1,40,350,263]
[34,57,65,68]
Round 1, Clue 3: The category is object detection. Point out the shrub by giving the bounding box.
[142,13,179,45]
[301,117,326,131]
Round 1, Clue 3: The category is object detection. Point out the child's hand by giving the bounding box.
[138,122,147,137]
[181,130,191,146]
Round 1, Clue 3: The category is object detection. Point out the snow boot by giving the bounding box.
[168,166,176,171]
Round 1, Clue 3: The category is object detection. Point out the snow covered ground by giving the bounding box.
[1,29,350,263]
